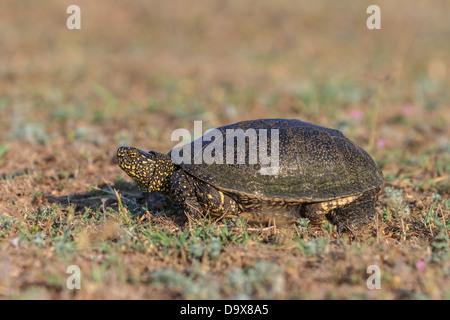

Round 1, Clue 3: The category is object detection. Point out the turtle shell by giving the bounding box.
[169,119,384,202]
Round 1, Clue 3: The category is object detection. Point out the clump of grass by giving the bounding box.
[0,216,19,238]
[138,217,256,262]
[188,236,222,261]
[384,186,406,215]
[225,260,285,299]
[411,192,449,240]
[295,217,311,235]
[431,229,449,262]
[295,237,329,259]
[11,123,52,144]
[218,218,254,245]
[321,221,334,236]
[91,83,119,110]
[384,186,411,239]
[0,143,9,164]
[152,267,221,299]
[152,260,285,299]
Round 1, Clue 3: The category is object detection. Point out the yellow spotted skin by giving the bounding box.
[117,147,174,194]
[117,147,240,220]
[116,119,383,233]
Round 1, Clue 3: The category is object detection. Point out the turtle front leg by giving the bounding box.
[168,170,240,222]
[327,188,381,234]
[194,180,240,219]
[329,205,378,235]
[301,202,329,225]
[168,170,204,220]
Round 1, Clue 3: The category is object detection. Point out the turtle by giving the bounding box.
[116,118,384,233]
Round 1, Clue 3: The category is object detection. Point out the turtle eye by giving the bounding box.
[127,149,137,159]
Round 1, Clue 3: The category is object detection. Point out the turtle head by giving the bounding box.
[116,146,174,193]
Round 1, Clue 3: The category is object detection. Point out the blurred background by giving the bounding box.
[1,1,448,141]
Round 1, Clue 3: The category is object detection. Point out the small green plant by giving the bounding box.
[412,192,449,237]
[321,221,334,235]
[382,207,392,222]
[296,218,311,233]
[188,236,222,261]
[431,229,449,262]
[384,186,405,215]
[225,261,285,299]
[151,267,221,299]
[92,82,119,110]
[0,143,9,163]
[12,123,51,144]
[296,237,329,259]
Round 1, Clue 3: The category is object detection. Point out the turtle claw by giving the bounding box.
[336,221,356,238]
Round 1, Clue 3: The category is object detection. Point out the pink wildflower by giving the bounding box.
[350,109,363,121]
[376,138,386,149]
[402,105,414,117]
[415,260,426,271]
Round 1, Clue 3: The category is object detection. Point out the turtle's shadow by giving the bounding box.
[45,181,185,225]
